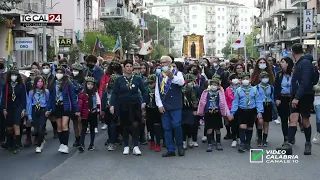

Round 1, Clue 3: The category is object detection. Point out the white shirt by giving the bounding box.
[155,71,185,108]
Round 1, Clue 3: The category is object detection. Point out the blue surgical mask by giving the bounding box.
[262,78,269,84]
[155,68,161,74]
[161,66,169,72]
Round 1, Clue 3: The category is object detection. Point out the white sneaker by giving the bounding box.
[193,141,199,147]
[95,128,98,134]
[101,124,108,130]
[312,132,320,144]
[86,128,90,134]
[202,136,207,142]
[60,145,69,154]
[237,138,241,145]
[231,140,237,147]
[36,147,42,153]
[38,140,45,152]
[274,119,281,125]
[58,144,63,152]
[133,146,142,155]
[183,141,187,149]
[123,146,130,155]
[188,139,194,147]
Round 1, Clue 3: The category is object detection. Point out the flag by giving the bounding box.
[231,35,245,49]
[113,35,121,52]
[95,38,105,51]
[139,40,153,55]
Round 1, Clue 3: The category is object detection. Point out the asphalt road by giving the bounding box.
[0,117,320,180]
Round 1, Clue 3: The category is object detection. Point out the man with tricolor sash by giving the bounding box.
[155,56,185,157]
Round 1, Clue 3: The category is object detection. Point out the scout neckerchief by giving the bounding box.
[159,67,176,95]
[285,74,291,88]
[260,83,269,102]
[147,87,155,107]
[209,90,218,109]
[11,81,17,101]
[241,85,252,108]
[35,89,42,110]
[182,86,190,106]
[124,75,135,89]
[231,85,238,94]
[56,80,61,103]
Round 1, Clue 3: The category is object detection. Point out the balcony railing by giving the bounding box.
[0,1,42,14]
[100,7,130,19]
[291,0,308,7]
[254,0,262,8]
[282,27,302,39]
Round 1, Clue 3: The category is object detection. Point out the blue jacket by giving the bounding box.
[292,54,314,100]
[47,82,80,113]
[84,66,104,88]
[27,89,50,120]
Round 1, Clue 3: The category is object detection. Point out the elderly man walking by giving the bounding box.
[155,56,185,157]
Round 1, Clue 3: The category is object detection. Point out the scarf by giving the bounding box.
[159,67,176,94]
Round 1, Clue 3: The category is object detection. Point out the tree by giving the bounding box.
[79,31,116,54]
[151,44,169,60]
[68,45,81,64]
[143,13,174,48]
[0,0,23,25]
[222,27,261,59]
[104,19,140,52]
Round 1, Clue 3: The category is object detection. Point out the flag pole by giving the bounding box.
[244,46,247,72]
[92,37,97,54]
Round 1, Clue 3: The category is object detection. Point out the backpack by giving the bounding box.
[312,66,319,85]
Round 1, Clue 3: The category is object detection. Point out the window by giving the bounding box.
[193,24,197,28]
[218,16,220,20]
[245,18,247,21]
[222,33,224,37]
[222,25,224,28]
[245,26,247,29]
[222,8,224,11]
[77,0,80,18]
[218,24,220,28]
[222,16,224,20]
[218,33,220,36]
[192,6,197,10]
[218,7,220,11]
[192,15,197,19]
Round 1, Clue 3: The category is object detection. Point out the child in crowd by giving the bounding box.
[197,78,230,152]
[230,72,264,153]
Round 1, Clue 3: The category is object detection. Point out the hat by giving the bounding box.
[102,60,111,66]
[209,78,220,85]
[85,76,95,82]
[111,58,119,64]
[184,73,196,83]
[71,63,83,71]
[240,72,250,78]
[259,71,269,78]
[228,73,238,80]
[212,74,221,80]
[148,74,156,83]
[133,62,141,69]
[9,67,19,74]
[56,66,65,72]
[30,69,40,76]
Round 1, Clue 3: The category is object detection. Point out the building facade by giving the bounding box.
[149,1,256,58]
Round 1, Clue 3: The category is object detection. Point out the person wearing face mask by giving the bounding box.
[256,72,274,147]
[187,64,206,96]
[70,63,85,147]
[155,56,185,157]
[229,72,264,153]
[84,55,104,89]
[181,74,199,150]
[250,58,275,86]
[26,76,49,153]
[78,77,101,152]
[46,66,80,154]
[1,67,27,154]
[24,69,41,147]
[225,73,241,147]
[211,58,224,77]
[197,78,230,152]
[41,63,57,139]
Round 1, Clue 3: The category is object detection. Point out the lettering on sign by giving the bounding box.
[14,37,35,51]
[303,9,313,33]
[58,38,73,47]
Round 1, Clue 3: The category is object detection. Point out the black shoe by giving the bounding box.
[73,140,80,147]
[88,145,95,151]
[263,140,268,147]
[178,147,185,156]
[1,142,8,149]
[289,136,296,145]
[304,142,312,155]
[139,136,148,145]
[78,145,84,153]
[238,144,246,153]
[257,139,262,147]
[162,151,176,157]
[245,144,252,150]
[277,142,292,155]
[53,132,58,139]
[223,134,232,140]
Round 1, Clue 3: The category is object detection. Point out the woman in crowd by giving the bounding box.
[1,68,27,154]
[274,57,294,144]
[26,76,49,153]
[46,66,80,154]
[250,58,275,86]
[110,60,146,155]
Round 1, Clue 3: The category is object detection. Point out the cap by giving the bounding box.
[133,62,141,69]
[212,74,221,80]
[71,63,83,71]
[240,72,250,78]
[148,74,157,83]
[209,78,220,85]
[9,67,19,75]
[260,71,269,78]
[184,73,196,83]
[85,76,95,82]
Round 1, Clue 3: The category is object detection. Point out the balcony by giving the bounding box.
[254,16,263,28]
[0,1,42,16]
[254,0,262,8]
[206,26,216,32]
[100,7,131,19]
[206,10,215,15]
[282,26,304,40]
[291,0,309,7]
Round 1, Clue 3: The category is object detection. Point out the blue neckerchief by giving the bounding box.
[11,81,17,87]
[158,68,177,95]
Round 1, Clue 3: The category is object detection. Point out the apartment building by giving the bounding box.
[149,1,256,57]
[255,0,320,59]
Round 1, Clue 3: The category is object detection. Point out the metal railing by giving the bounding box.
[100,7,130,19]
[283,27,301,39]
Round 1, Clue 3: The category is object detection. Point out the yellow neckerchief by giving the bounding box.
[160,66,173,94]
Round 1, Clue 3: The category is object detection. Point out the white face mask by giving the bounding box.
[242,79,250,86]
[259,63,267,70]
[262,78,269,84]
[211,85,218,91]
[42,68,50,74]
[232,78,240,85]
[72,71,79,76]
[56,73,63,80]
[11,75,17,82]
[213,63,218,67]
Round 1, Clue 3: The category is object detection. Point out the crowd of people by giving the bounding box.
[0,43,319,157]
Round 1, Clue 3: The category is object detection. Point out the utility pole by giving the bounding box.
[42,0,47,62]
[314,2,318,61]
[168,29,171,53]
[156,16,159,44]
[299,0,303,43]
